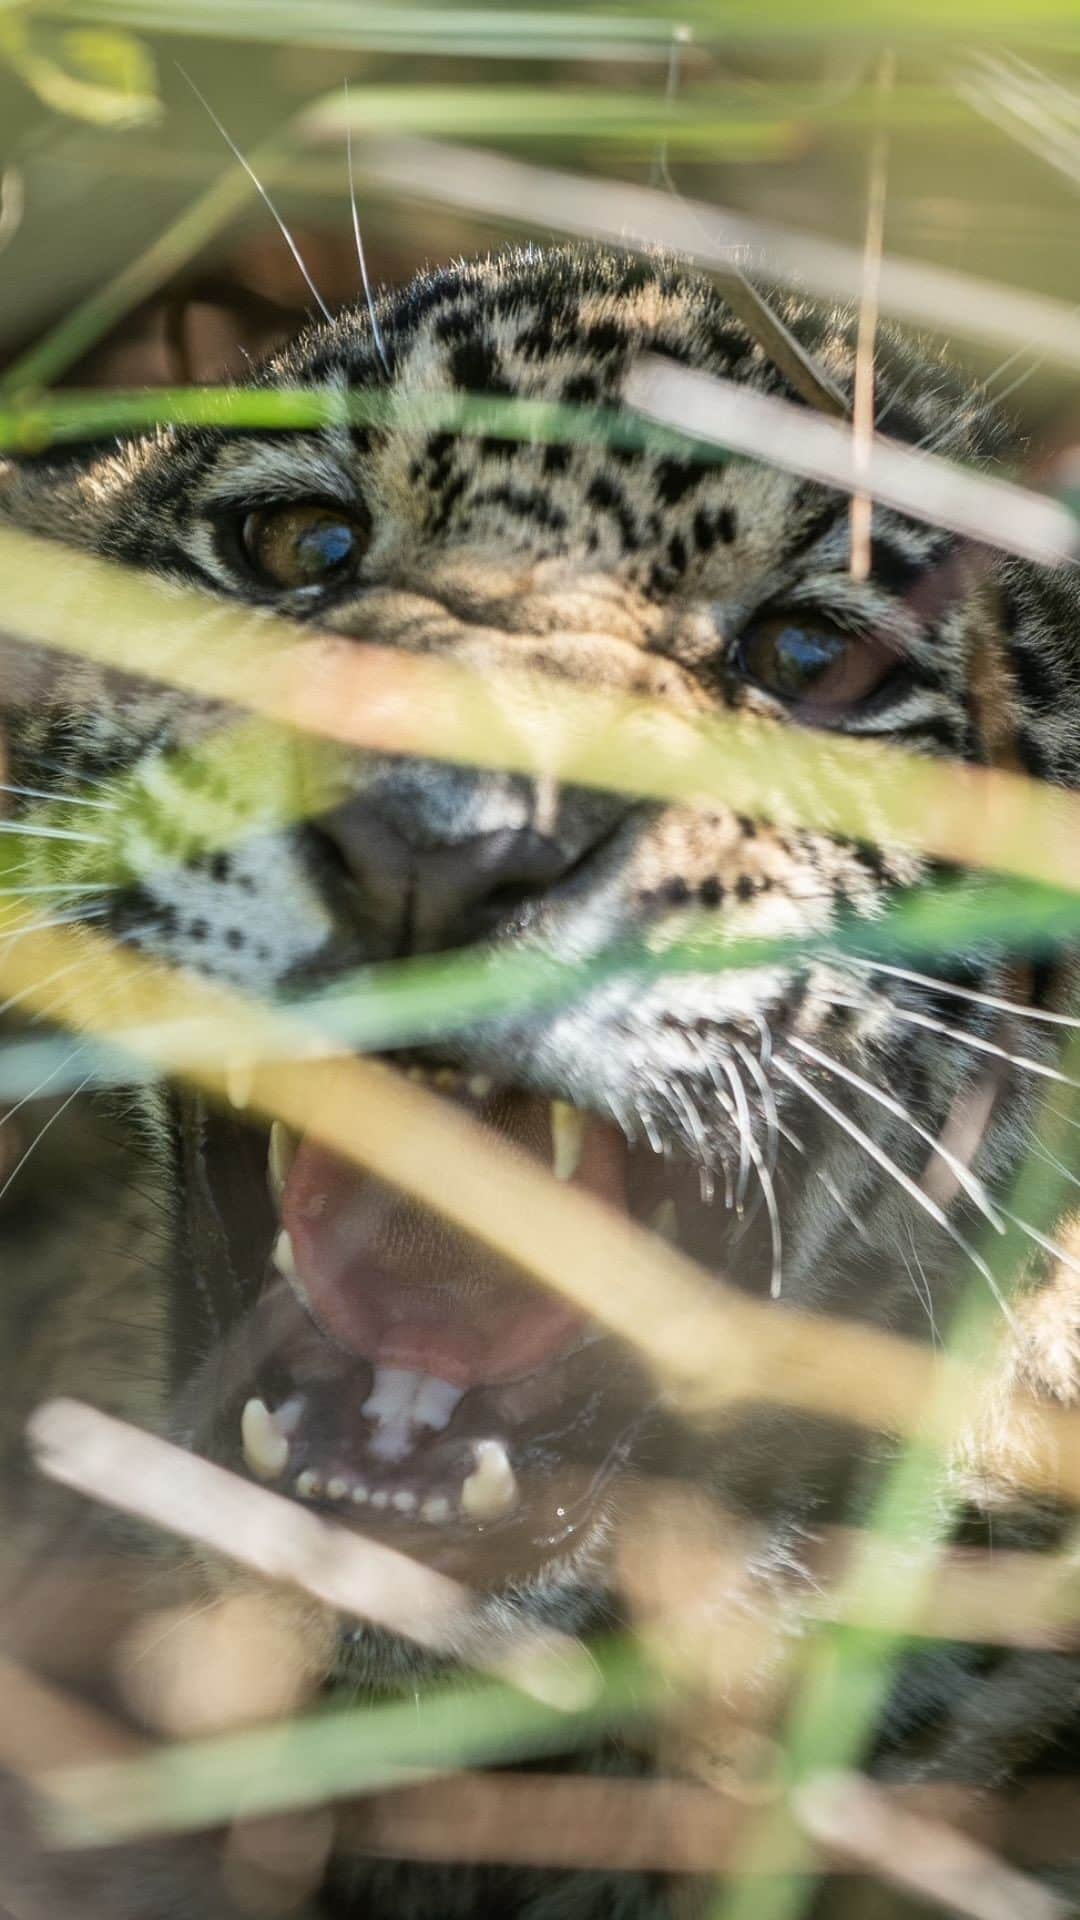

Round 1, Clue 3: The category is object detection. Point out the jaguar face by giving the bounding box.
[2,246,1064,1656]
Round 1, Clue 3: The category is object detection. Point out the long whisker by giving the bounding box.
[0,781,116,812]
[900,1218,940,1345]
[825,993,1080,1093]
[0,820,106,845]
[344,79,391,379]
[0,1077,93,1209]
[0,884,109,896]
[845,957,1080,1029]
[788,1034,1006,1232]
[709,1053,752,1210]
[176,66,333,325]
[0,953,100,1024]
[775,1116,872,1248]
[773,1055,1013,1319]
[0,905,108,944]
[0,1040,88,1132]
[733,1037,779,1179]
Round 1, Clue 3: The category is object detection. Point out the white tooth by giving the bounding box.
[468,1075,494,1099]
[421,1495,451,1524]
[363,1367,422,1462]
[274,1393,307,1436]
[351,1483,369,1505]
[326,1477,348,1500]
[273,1229,297,1280]
[295,1470,320,1499]
[240,1397,289,1480]
[226,1057,256,1110]
[649,1198,679,1244]
[412,1376,465,1433]
[460,1439,519,1522]
[550,1100,585,1183]
[370,1488,390,1509]
[362,1367,422,1422]
[267,1121,295,1201]
[392,1489,417,1513]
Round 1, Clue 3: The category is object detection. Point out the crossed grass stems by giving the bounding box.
[5,27,1080,1916]
[4,525,1080,1918]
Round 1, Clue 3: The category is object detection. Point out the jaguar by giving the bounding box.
[2,242,1079,1918]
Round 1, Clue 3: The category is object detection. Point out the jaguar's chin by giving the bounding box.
[175,1061,744,1589]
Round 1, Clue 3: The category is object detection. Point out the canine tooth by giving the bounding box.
[650,1198,679,1244]
[226,1057,255,1110]
[351,1484,369,1504]
[295,1470,320,1499]
[468,1075,493,1099]
[273,1229,297,1280]
[412,1376,465,1432]
[421,1495,451,1524]
[460,1439,519,1522]
[392,1489,417,1513]
[267,1121,295,1200]
[240,1397,289,1480]
[550,1100,585,1183]
[370,1488,390,1509]
[326,1477,348,1500]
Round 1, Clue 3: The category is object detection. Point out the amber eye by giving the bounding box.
[239,501,370,591]
[735,615,895,717]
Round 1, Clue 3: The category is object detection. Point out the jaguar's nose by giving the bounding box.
[314,795,589,956]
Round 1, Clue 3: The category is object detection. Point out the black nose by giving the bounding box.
[315,796,587,956]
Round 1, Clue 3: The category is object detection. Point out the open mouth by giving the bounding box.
[186,1067,738,1586]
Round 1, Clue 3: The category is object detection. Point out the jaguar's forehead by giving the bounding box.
[55,245,1006,611]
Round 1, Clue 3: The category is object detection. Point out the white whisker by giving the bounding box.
[0,953,98,1024]
[707,1054,752,1210]
[0,820,106,845]
[177,66,333,325]
[0,883,108,895]
[733,1037,779,1178]
[846,957,1080,1029]
[774,1055,1013,1320]
[826,992,1080,1093]
[0,1041,88,1131]
[1000,1207,1080,1282]
[788,1034,1006,1233]
[0,781,115,812]
[0,1077,93,1209]
[344,79,390,379]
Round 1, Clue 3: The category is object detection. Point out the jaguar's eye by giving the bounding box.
[734,615,895,717]
[239,501,370,591]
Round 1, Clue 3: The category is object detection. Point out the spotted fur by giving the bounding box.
[2,246,1080,1918]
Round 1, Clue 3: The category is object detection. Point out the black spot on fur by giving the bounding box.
[562,372,601,409]
[586,475,640,552]
[654,459,700,507]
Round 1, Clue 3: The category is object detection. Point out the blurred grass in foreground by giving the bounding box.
[4,5,1080,1918]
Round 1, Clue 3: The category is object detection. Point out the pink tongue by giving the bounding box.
[280,1125,603,1390]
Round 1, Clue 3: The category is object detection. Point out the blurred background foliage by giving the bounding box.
[2,0,1080,446]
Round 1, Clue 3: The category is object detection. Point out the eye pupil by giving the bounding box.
[295,519,354,576]
[734,612,892,719]
[766,626,844,698]
[240,502,369,590]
